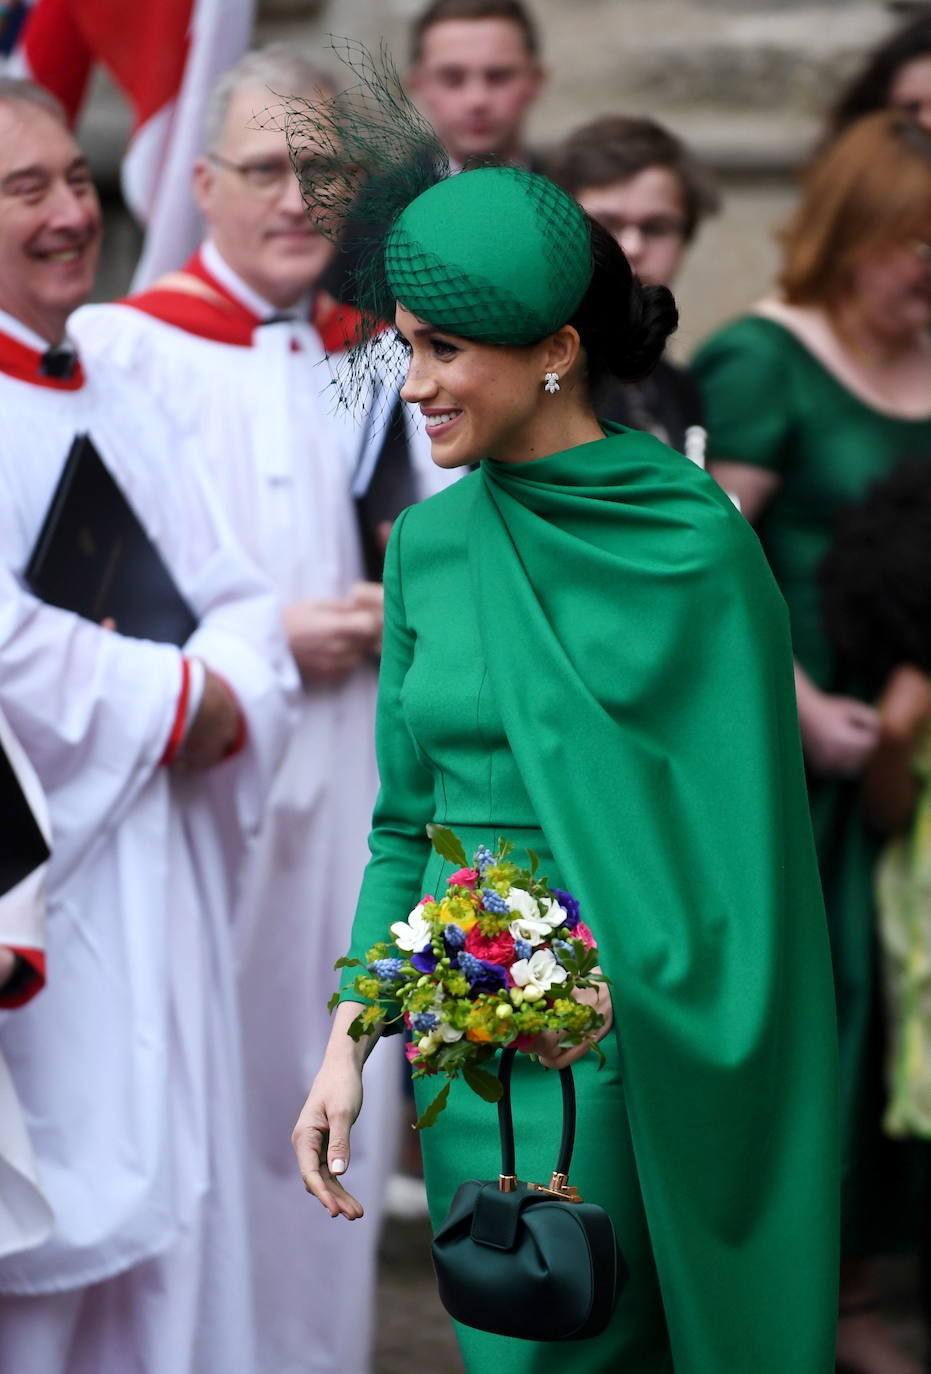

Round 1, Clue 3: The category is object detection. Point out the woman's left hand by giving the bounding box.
[528,975,614,1070]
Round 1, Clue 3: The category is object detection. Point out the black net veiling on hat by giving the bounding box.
[270,39,592,412]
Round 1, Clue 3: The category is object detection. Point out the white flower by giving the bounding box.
[417,1020,463,1055]
[506,888,551,946]
[539,896,569,929]
[390,905,432,952]
[510,948,569,997]
[508,914,553,947]
[507,887,540,921]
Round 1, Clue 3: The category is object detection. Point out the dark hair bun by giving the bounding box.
[569,215,678,386]
[620,280,679,381]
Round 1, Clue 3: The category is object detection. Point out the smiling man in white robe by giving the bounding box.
[0,79,297,1374]
[73,46,455,1374]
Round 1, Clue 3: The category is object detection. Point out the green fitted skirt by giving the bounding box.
[415,824,673,1374]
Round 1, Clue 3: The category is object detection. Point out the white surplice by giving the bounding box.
[0,324,297,1374]
[74,248,454,1374]
[0,706,52,1264]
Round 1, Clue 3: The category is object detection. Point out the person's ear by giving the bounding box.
[192,156,215,218]
[528,62,547,98]
[541,325,581,379]
[405,64,424,98]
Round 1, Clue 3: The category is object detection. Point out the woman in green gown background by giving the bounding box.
[290,154,839,1371]
[693,111,931,1374]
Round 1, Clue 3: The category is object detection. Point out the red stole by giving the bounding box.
[123,250,365,352]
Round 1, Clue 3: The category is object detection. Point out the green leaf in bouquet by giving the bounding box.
[414,1079,452,1130]
[333,956,362,970]
[426,824,468,869]
[496,837,514,859]
[463,1062,503,1104]
[526,848,539,874]
[327,990,341,1014]
[346,1012,368,1042]
[589,1039,607,1071]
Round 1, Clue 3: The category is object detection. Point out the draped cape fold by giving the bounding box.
[467,430,839,1369]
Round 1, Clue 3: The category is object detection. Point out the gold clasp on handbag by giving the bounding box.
[498,1174,519,1192]
[527,1171,584,1203]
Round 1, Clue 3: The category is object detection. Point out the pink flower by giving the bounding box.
[419,894,436,905]
[448,868,479,890]
[576,921,596,950]
[465,926,516,968]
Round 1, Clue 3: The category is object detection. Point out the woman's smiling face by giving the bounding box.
[396,304,550,468]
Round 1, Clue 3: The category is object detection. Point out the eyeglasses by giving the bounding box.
[208,152,343,197]
[604,215,687,242]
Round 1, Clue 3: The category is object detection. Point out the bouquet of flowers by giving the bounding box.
[333,825,608,1127]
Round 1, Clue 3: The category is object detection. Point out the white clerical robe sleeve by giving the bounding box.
[0,560,183,885]
[165,437,299,834]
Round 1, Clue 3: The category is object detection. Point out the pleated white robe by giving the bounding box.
[75,259,451,1374]
[0,341,296,1374]
[0,707,52,1264]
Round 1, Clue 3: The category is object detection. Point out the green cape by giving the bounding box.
[346,426,839,1368]
[470,432,839,1367]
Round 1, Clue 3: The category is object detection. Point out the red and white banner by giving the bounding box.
[3,0,255,288]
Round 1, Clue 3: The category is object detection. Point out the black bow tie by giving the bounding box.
[40,346,78,380]
[258,313,298,327]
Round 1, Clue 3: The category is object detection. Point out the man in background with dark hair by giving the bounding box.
[407,0,545,169]
[550,114,719,460]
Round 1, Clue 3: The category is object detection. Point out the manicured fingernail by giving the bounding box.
[331,1158,346,1174]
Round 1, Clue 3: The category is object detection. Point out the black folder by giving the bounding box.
[0,740,50,897]
[24,434,198,646]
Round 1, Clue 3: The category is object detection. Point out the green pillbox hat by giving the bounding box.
[384,166,593,347]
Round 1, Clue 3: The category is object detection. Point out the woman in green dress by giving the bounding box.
[692,111,931,1374]
[290,149,839,1370]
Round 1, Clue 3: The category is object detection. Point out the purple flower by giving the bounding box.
[443,923,467,953]
[474,846,494,874]
[481,888,510,914]
[551,887,580,930]
[368,957,405,982]
[458,950,507,994]
[410,1012,438,1034]
[412,945,438,974]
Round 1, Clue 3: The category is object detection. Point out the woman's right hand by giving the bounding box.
[795,664,880,777]
[291,1003,370,1220]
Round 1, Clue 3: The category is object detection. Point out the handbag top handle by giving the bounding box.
[496,1048,579,1197]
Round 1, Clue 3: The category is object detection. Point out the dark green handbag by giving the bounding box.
[431,1048,626,1341]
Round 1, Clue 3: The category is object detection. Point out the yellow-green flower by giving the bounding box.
[439,895,478,931]
[484,861,519,894]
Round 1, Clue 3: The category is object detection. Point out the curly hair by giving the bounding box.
[820,460,931,694]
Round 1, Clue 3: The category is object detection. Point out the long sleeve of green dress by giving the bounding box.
[341,425,840,1373]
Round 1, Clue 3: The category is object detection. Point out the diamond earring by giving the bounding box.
[543,372,560,394]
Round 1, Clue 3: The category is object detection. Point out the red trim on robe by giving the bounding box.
[0,330,85,390]
[121,248,367,353]
[160,655,191,766]
[0,947,46,1009]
